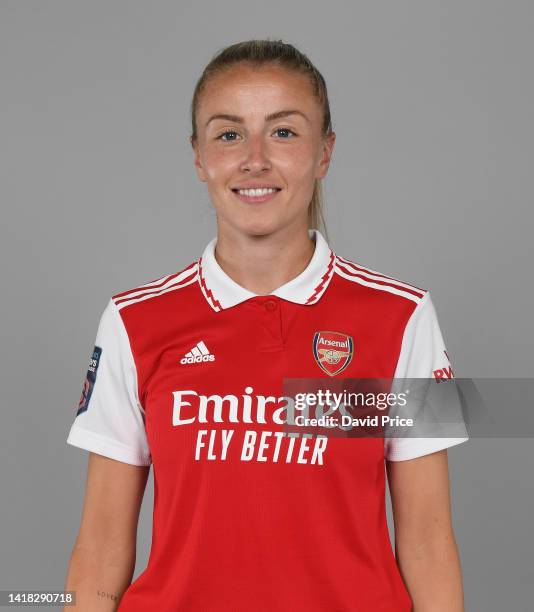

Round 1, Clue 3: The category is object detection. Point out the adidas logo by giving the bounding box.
[180,340,216,365]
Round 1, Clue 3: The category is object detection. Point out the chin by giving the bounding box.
[219,206,305,239]
[239,224,278,238]
[228,214,286,238]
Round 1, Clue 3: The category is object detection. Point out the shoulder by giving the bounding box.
[332,252,428,306]
[110,259,199,313]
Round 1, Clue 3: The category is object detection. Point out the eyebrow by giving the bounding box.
[205,109,310,128]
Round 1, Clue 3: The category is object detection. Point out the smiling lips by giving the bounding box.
[231,186,282,203]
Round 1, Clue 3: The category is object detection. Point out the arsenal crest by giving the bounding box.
[313,331,354,377]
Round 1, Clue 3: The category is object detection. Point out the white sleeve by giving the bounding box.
[66,298,152,466]
[384,291,469,461]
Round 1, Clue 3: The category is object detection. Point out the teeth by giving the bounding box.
[237,188,278,196]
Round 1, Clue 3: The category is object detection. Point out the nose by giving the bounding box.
[239,134,272,173]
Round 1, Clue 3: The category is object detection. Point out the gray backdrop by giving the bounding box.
[1,1,532,610]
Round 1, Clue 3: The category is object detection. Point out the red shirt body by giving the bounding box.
[67,230,468,611]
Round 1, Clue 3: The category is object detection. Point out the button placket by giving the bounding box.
[264,300,277,312]
[258,298,284,350]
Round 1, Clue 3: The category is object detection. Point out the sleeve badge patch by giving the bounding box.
[76,346,102,416]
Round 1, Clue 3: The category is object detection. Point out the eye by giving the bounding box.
[217,130,241,142]
[274,128,296,138]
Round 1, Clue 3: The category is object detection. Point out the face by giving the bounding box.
[191,63,336,238]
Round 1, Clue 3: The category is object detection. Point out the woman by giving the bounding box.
[64,39,469,611]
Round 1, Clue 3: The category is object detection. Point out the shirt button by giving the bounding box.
[264,300,277,311]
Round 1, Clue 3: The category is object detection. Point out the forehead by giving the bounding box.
[198,63,317,116]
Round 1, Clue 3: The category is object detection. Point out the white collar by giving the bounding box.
[198,229,336,312]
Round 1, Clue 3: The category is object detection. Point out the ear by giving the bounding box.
[191,137,207,183]
[315,131,336,180]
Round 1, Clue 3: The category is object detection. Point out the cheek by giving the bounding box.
[277,146,317,181]
[202,147,236,182]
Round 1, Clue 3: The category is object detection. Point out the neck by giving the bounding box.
[213,223,316,296]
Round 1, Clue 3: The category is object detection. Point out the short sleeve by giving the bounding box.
[384,291,469,461]
[66,298,152,466]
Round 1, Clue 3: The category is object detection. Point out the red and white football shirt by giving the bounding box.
[67,230,468,611]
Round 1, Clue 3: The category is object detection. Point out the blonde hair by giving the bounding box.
[190,39,333,240]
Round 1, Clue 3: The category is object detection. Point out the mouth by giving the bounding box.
[231,187,282,204]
